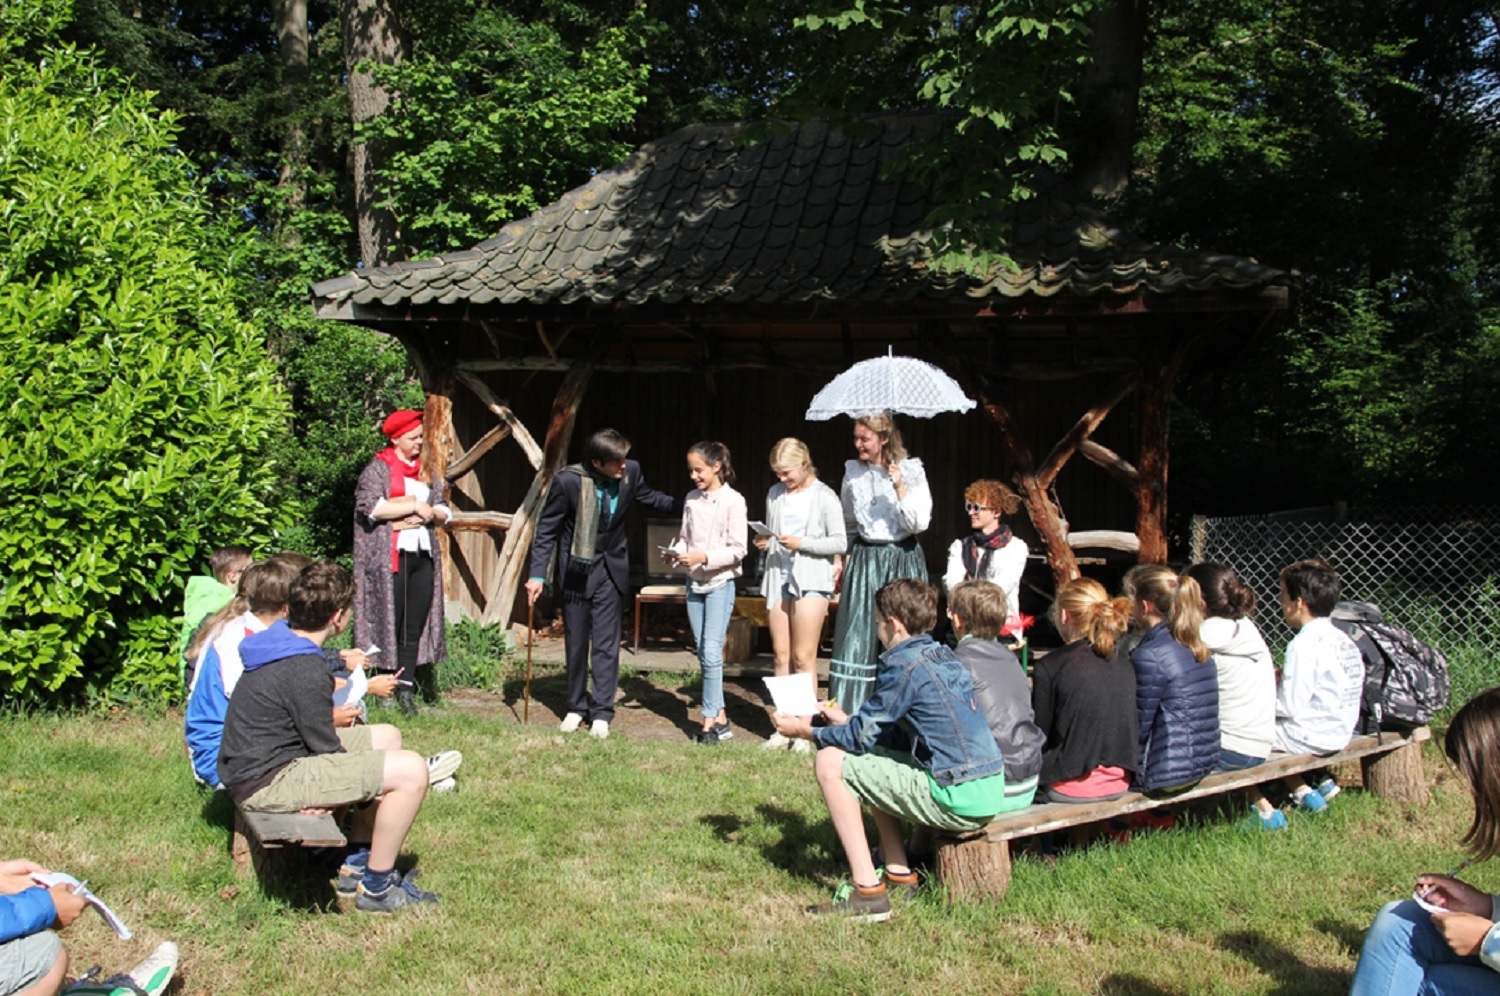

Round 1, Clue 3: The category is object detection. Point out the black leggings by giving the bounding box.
[391,550,433,676]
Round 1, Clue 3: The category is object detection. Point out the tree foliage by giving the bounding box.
[0,7,291,702]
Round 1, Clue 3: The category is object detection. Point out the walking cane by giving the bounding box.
[524,600,534,724]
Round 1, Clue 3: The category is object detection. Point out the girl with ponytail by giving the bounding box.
[1030,579,1140,803]
[1182,562,1275,773]
[1122,565,1221,795]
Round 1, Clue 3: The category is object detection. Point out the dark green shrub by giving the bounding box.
[0,30,290,702]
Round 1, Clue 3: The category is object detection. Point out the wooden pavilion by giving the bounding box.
[310,112,1290,628]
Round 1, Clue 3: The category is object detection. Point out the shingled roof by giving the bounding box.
[310,112,1287,318]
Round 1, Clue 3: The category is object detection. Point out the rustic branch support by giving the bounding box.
[1079,439,1140,487]
[445,422,511,481]
[480,329,614,626]
[453,369,544,470]
[445,511,513,532]
[1037,374,1137,490]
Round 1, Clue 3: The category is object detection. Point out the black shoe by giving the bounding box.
[695,722,733,744]
[396,687,418,716]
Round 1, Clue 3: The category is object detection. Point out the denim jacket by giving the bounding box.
[813,634,1006,787]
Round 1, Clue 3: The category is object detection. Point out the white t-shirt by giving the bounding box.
[1274,616,1365,754]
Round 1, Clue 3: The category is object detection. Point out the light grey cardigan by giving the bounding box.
[759,480,847,606]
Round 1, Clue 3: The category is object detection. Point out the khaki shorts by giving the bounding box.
[1,929,63,995]
[241,727,385,812]
[840,746,993,833]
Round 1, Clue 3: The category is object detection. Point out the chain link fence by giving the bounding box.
[1189,504,1500,719]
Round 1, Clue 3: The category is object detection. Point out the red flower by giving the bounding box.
[1001,613,1034,638]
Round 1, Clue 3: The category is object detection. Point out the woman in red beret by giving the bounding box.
[353,409,451,714]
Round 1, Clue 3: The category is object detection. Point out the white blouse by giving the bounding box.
[371,475,451,554]
[840,458,932,544]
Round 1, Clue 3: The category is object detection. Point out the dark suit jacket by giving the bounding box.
[528,460,680,596]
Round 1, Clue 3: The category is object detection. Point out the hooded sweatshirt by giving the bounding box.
[217,620,343,800]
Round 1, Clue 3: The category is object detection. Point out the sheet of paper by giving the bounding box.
[32,872,132,939]
[334,665,368,708]
[762,673,820,716]
[748,520,774,536]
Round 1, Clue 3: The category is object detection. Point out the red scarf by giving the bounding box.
[376,447,421,572]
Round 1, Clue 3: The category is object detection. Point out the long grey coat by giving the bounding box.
[352,457,447,668]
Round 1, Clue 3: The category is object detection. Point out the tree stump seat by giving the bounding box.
[933,726,1432,900]
[231,806,347,883]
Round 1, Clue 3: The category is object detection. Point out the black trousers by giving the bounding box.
[561,574,623,723]
[390,550,433,678]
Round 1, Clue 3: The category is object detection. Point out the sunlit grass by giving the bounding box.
[0,692,1476,995]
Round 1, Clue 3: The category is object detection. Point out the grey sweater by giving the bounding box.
[218,644,342,797]
[953,636,1045,786]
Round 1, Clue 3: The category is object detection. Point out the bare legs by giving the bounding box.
[767,595,830,684]
[812,746,909,883]
[368,750,428,871]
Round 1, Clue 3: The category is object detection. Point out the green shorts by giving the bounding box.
[840,746,994,833]
[240,727,385,812]
[1,929,63,995]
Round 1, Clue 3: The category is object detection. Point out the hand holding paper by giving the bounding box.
[762,673,820,716]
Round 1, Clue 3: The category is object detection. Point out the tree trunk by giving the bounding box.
[340,0,407,267]
[275,0,310,226]
[934,834,1012,901]
[1135,337,1171,564]
[1072,0,1148,198]
[1362,741,1428,804]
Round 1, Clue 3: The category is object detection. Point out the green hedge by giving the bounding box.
[0,32,290,703]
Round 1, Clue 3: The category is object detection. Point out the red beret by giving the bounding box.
[381,409,424,439]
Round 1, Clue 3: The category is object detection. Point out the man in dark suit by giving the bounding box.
[526,429,680,738]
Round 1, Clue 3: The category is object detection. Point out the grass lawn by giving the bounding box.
[0,674,1485,995]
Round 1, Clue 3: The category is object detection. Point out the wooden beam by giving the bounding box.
[1079,439,1140,488]
[481,328,614,626]
[445,511,514,531]
[452,356,840,375]
[999,360,1137,381]
[444,422,511,481]
[1066,530,1140,554]
[1036,374,1137,490]
[453,369,544,470]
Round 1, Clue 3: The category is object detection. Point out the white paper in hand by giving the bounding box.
[762,673,820,717]
[31,872,132,939]
[334,665,368,709]
[748,521,774,537]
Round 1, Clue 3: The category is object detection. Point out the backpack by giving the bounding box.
[1330,600,1450,733]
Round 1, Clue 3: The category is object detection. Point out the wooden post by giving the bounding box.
[1135,335,1170,564]
[935,834,1012,901]
[1362,740,1429,804]
[481,327,614,626]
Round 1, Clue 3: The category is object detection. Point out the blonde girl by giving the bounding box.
[755,438,846,752]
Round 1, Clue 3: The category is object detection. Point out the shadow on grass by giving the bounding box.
[618,674,700,736]
[1217,930,1354,994]
[1316,917,1369,960]
[700,804,838,884]
[201,787,386,913]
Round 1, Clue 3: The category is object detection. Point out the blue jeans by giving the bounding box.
[686,583,735,720]
[1350,900,1498,995]
[1213,748,1266,773]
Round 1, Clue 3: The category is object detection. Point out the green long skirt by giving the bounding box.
[829,537,928,713]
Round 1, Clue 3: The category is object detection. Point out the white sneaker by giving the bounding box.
[791,738,812,754]
[430,776,457,793]
[425,750,463,784]
[763,732,791,751]
[589,719,610,739]
[559,712,584,733]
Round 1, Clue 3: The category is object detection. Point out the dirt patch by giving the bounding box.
[441,668,784,744]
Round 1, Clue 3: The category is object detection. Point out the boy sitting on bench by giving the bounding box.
[1246,558,1365,829]
[773,578,1010,921]
[217,562,436,913]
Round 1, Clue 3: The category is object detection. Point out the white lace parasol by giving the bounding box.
[804,348,976,420]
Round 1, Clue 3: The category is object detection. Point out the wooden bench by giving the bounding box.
[231,806,346,881]
[933,727,1432,900]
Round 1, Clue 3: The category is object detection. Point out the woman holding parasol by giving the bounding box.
[806,350,974,713]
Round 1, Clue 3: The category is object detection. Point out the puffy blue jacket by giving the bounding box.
[1131,623,1220,792]
[1,887,55,943]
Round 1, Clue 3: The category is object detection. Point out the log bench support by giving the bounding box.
[232,807,347,884]
[933,727,1432,902]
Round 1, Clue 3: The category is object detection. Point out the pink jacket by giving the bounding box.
[677,485,748,586]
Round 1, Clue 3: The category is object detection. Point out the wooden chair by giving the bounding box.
[631,518,689,653]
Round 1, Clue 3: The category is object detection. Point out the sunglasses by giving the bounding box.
[963,502,993,514]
